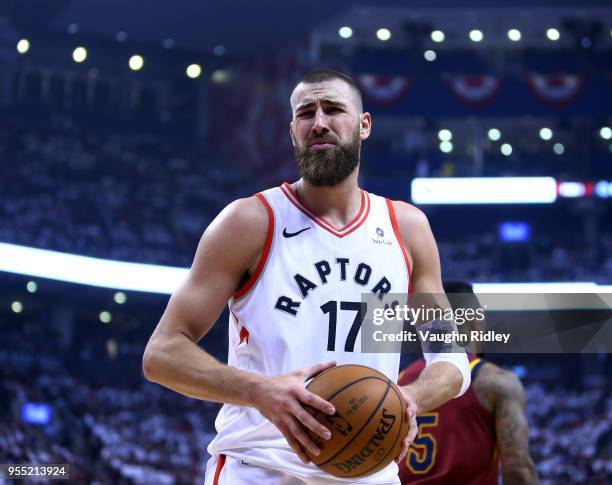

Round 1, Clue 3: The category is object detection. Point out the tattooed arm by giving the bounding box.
[474,364,539,485]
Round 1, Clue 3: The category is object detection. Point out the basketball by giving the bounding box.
[304,364,409,478]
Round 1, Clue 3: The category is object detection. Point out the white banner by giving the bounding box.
[411,177,557,204]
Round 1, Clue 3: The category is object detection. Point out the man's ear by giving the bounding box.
[359,112,372,140]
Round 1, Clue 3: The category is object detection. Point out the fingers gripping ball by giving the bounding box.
[304,364,409,478]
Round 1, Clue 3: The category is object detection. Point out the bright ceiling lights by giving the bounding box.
[424,50,437,62]
[469,30,484,42]
[431,30,445,43]
[376,28,391,41]
[439,141,453,153]
[539,127,553,141]
[186,64,202,79]
[17,39,30,54]
[339,26,353,39]
[72,46,87,63]
[129,55,144,71]
[488,128,501,141]
[438,129,452,142]
[547,28,560,41]
[508,29,521,42]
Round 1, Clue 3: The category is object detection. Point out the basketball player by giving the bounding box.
[142,70,471,484]
[398,281,539,485]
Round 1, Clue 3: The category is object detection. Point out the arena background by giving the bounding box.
[0,0,611,483]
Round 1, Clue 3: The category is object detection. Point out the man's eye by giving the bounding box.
[299,111,313,117]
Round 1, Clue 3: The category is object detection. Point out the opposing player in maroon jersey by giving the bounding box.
[398,281,539,485]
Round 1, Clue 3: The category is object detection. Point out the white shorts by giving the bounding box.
[204,454,400,485]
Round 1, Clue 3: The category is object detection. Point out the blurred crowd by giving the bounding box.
[1,315,611,485]
[0,119,249,267]
[1,119,610,284]
[439,234,612,283]
[526,384,612,484]
[0,346,219,484]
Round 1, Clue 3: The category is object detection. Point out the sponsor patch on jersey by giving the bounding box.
[373,227,393,246]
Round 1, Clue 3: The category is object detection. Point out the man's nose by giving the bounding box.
[311,108,329,134]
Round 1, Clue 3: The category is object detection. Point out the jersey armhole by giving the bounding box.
[385,198,413,293]
[232,193,274,301]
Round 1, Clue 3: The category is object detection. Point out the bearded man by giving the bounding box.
[143,70,470,485]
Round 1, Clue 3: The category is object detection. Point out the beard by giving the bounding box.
[294,126,361,187]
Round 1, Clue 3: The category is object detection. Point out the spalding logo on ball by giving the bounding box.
[304,364,409,478]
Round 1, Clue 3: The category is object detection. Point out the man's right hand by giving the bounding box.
[250,360,337,464]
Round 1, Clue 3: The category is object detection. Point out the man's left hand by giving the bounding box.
[395,386,419,464]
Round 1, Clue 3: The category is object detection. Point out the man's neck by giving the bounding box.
[292,171,362,228]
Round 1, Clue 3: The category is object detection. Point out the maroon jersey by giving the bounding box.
[398,355,499,484]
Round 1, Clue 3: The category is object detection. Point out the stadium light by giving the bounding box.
[507,29,521,42]
[115,31,127,42]
[439,141,453,153]
[553,143,565,155]
[213,45,226,56]
[469,30,483,42]
[594,181,609,198]
[559,182,584,198]
[99,311,112,323]
[376,28,391,41]
[501,143,513,156]
[431,30,445,43]
[211,69,229,83]
[186,64,202,79]
[424,50,437,62]
[0,242,187,294]
[16,39,30,54]
[546,28,560,41]
[26,281,37,293]
[11,301,23,313]
[600,126,612,140]
[539,127,553,141]
[107,339,118,359]
[438,129,452,141]
[3,242,605,294]
[473,282,610,294]
[411,177,557,204]
[163,38,175,49]
[67,23,79,34]
[72,47,87,63]
[114,292,127,304]
[129,55,144,71]
[487,128,501,141]
[339,26,353,39]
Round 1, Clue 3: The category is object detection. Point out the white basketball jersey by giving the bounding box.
[208,182,411,483]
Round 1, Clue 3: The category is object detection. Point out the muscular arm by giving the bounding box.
[142,196,269,405]
[474,364,539,485]
[142,196,336,463]
[391,200,467,412]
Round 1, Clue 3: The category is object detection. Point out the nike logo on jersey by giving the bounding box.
[282,227,311,238]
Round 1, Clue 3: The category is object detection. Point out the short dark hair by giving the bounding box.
[292,69,363,112]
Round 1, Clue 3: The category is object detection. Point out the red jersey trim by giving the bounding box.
[230,310,250,344]
[385,198,412,293]
[232,193,274,301]
[213,454,226,485]
[280,182,370,238]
